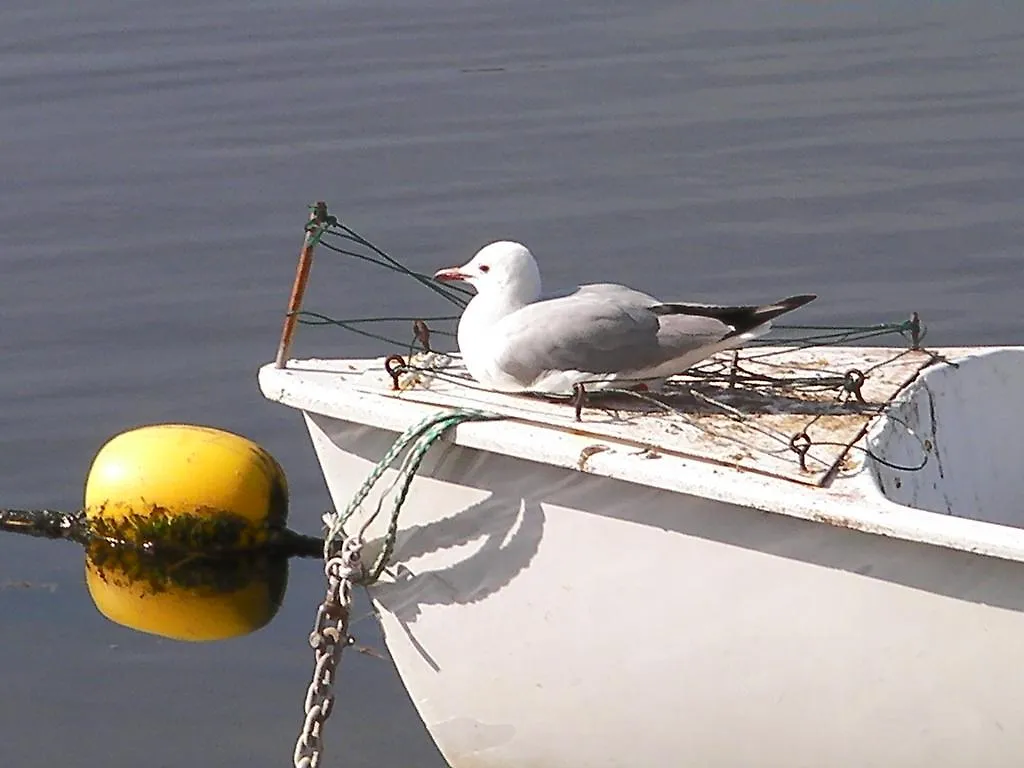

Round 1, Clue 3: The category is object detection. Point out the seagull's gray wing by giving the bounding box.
[490,287,734,387]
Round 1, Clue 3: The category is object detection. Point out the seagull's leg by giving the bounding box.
[572,383,588,421]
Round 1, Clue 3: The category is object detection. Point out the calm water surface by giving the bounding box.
[2,2,1023,765]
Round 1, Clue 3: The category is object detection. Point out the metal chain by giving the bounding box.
[0,508,84,541]
[293,408,501,768]
[293,536,364,768]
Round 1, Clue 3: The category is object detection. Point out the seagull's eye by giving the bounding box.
[478,265,490,273]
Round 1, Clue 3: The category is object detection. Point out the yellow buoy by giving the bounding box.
[84,424,288,550]
[85,542,288,641]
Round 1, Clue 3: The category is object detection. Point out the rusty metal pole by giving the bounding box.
[275,202,331,368]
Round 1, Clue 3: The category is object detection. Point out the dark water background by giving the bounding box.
[2,2,1023,765]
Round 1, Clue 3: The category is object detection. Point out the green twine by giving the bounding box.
[325,408,502,581]
[301,209,926,354]
[320,222,473,308]
[295,311,456,348]
[744,319,919,356]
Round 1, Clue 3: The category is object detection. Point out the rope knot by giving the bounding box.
[325,540,364,582]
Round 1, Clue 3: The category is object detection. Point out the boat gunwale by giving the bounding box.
[259,344,1024,564]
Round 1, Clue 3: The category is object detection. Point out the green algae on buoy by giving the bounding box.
[85,541,288,641]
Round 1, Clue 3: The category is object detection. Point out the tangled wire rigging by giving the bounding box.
[294,210,936,477]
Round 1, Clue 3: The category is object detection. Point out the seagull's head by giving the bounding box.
[434,241,542,303]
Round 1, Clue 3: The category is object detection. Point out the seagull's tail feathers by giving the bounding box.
[649,293,817,337]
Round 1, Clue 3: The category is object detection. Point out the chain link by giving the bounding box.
[293,536,364,768]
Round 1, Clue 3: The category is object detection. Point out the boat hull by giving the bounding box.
[304,411,1024,768]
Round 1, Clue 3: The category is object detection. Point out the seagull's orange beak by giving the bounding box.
[433,267,468,282]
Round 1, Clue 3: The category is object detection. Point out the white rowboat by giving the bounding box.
[260,342,1024,768]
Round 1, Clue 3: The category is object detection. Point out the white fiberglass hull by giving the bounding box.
[302,410,1024,768]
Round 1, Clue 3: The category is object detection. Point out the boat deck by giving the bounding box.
[279,345,937,486]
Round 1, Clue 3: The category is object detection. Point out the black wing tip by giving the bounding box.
[649,293,818,318]
[775,294,818,311]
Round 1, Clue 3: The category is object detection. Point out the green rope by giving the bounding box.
[324,408,502,580]
[770,322,911,332]
[295,310,918,367]
[319,239,471,307]
[296,312,420,347]
[320,224,473,308]
[303,210,926,358]
[294,312,456,350]
[744,319,917,357]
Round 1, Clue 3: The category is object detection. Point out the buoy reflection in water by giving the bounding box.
[85,541,288,642]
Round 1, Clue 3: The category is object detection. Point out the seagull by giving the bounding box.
[434,241,815,403]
